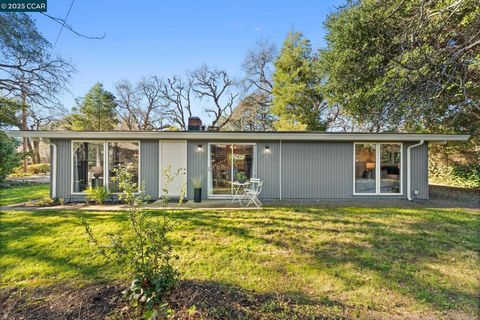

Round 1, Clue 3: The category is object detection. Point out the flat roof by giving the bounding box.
[5,130,470,143]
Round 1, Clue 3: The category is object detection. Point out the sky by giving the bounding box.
[33,0,345,121]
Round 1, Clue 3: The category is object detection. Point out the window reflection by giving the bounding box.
[72,141,104,193]
[210,144,254,195]
[355,144,376,193]
[380,144,401,193]
[108,142,139,192]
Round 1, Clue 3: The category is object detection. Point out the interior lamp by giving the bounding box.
[366,162,375,170]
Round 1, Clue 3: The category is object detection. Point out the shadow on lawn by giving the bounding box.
[1,208,479,316]
[0,279,348,320]
[167,208,480,313]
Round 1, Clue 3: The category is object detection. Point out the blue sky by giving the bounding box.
[33,0,345,119]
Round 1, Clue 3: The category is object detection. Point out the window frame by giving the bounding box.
[353,142,403,196]
[71,140,141,195]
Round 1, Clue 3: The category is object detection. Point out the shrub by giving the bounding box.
[11,163,50,177]
[429,161,480,189]
[85,186,109,205]
[0,132,21,182]
[29,196,57,207]
[81,166,186,315]
[27,163,50,175]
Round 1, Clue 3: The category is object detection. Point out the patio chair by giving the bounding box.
[245,179,263,207]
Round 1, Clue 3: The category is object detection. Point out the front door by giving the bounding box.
[208,143,256,198]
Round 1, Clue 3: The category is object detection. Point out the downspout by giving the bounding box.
[279,140,282,200]
[407,140,424,201]
[50,142,57,199]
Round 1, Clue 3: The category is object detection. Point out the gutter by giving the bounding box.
[407,140,424,201]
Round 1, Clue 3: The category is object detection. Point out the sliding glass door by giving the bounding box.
[208,143,255,197]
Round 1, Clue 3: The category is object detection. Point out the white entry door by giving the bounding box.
[159,140,187,197]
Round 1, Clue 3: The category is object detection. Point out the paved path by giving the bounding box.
[7,175,50,184]
[0,198,477,211]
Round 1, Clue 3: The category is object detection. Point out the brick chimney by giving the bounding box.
[187,117,203,131]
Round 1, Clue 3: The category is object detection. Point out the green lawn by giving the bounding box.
[0,183,50,206]
[0,207,479,318]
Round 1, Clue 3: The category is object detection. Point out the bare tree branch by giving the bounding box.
[190,65,238,129]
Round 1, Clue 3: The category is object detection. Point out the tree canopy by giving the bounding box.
[319,0,480,138]
[272,32,327,131]
[67,83,118,131]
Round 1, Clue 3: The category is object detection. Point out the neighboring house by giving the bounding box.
[6,127,469,203]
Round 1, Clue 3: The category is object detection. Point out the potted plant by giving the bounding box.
[191,176,202,202]
[236,171,248,183]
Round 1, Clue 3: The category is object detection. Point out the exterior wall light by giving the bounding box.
[264,145,271,153]
[197,144,203,151]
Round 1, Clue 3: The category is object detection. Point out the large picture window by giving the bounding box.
[354,143,402,195]
[72,141,105,193]
[72,141,139,194]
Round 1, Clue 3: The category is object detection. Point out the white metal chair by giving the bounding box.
[244,179,263,207]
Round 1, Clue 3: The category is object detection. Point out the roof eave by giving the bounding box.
[4,130,470,142]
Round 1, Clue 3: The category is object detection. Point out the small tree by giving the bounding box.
[81,166,185,314]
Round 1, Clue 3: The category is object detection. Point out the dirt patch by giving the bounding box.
[0,281,348,320]
[1,281,473,320]
[0,283,126,320]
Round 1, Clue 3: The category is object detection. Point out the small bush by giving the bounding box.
[28,163,50,175]
[29,196,57,207]
[85,186,109,205]
[81,166,185,315]
[11,163,50,176]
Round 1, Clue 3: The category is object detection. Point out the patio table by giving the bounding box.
[232,181,249,206]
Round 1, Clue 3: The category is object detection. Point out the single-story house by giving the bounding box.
[6,129,469,203]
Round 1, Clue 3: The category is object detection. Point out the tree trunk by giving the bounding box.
[21,90,28,172]
[33,140,41,164]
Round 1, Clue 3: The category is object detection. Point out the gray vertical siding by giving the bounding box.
[51,139,71,201]
[256,141,280,199]
[187,140,209,199]
[51,138,430,202]
[140,140,159,199]
[281,142,354,199]
[409,142,429,199]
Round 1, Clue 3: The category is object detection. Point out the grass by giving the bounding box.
[0,183,50,206]
[0,206,479,318]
